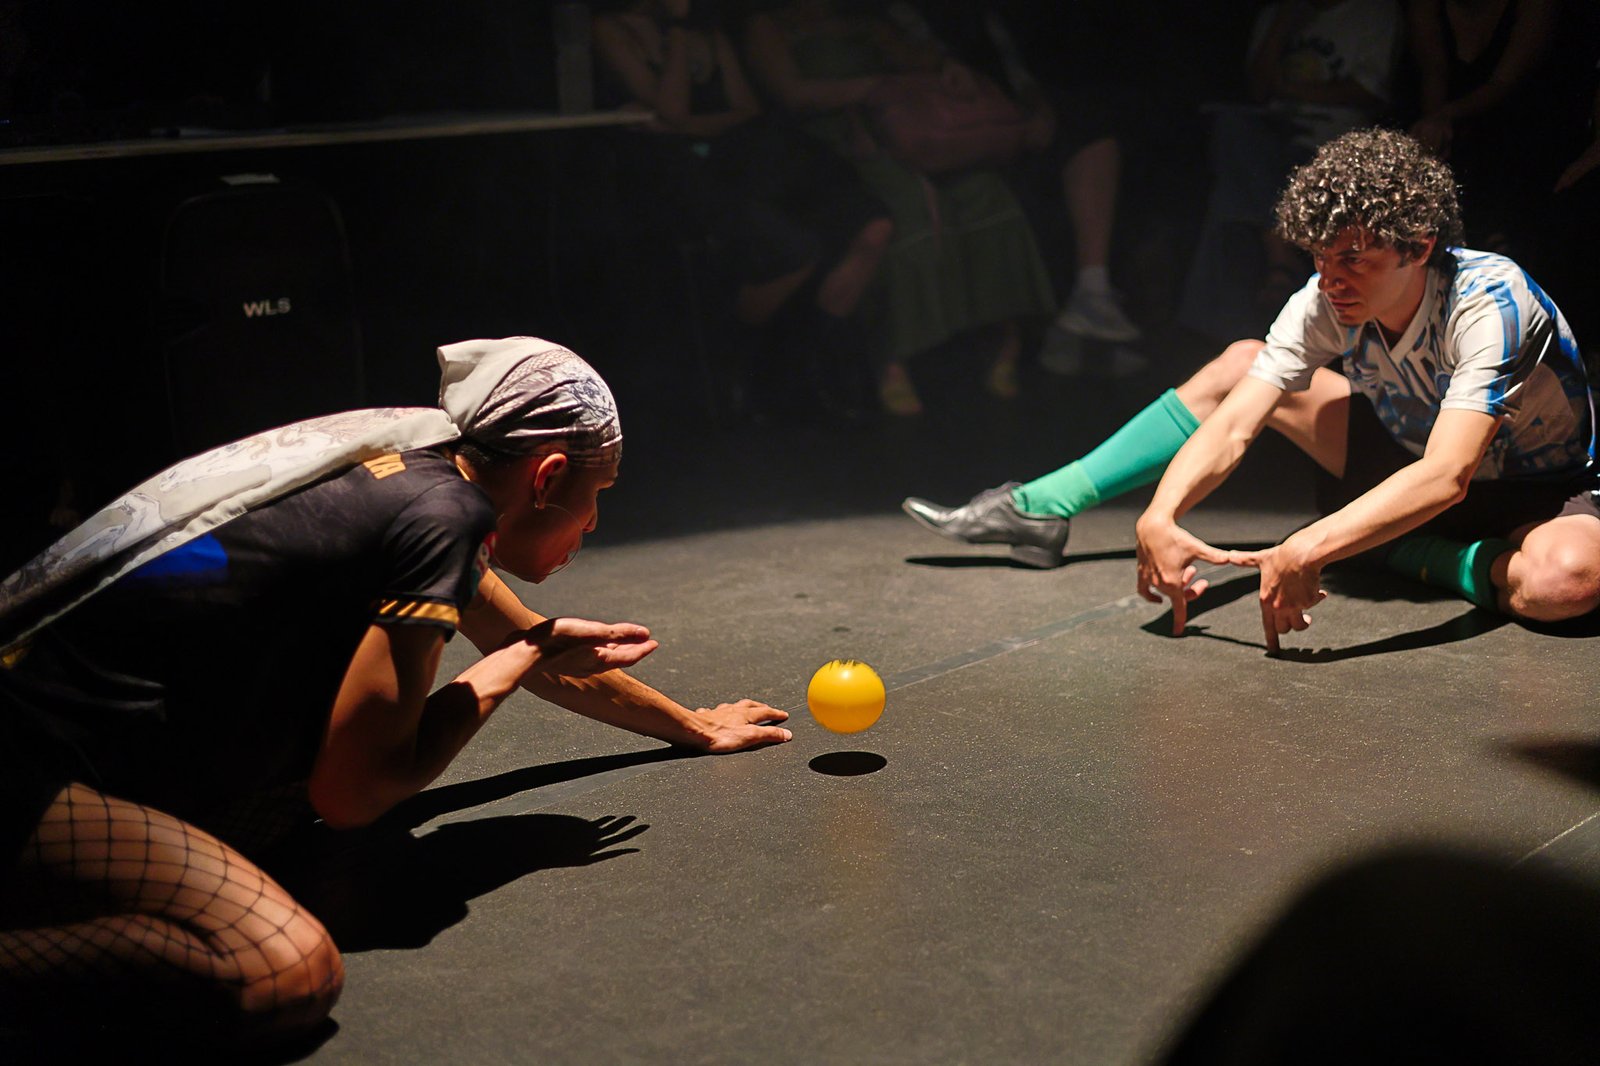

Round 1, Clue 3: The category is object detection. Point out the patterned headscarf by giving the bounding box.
[0,337,618,653]
[440,338,622,465]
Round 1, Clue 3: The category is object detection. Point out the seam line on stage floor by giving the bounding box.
[1515,809,1600,867]
[880,594,1150,693]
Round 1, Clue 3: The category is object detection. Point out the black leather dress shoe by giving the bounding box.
[900,482,1070,569]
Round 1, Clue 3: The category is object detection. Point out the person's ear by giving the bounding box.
[1411,235,1438,266]
[530,451,569,509]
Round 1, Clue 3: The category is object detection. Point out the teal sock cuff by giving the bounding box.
[1078,389,1200,502]
[1157,388,1201,436]
[1385,534,1512,611]
[1014,389,1199,519]
[1461,537,1513,611]
[1014,466,1096,516]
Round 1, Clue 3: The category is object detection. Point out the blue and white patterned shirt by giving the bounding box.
[1250,248,1594,481]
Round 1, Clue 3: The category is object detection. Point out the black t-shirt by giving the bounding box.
[3,446,496,820]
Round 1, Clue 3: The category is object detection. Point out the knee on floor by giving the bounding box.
[1513,543,1600,621]
[232,914,345,1037]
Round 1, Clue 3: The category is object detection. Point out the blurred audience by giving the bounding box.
[593,0,894,419]
[1405,0,1588,249]
[1531,37,1600,363]
[742,0,1057,416]
[1404,0,1596,362]
[1178,0,1403,343]
[894,0,1146,378]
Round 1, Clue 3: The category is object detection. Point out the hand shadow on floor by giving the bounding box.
[388,745,688,827]
[263,749,682,954]
[269,811,648,953]
[905,541,1280,570]
[1143,568,1512,661]
[905,547,1133,569]
[1491,736,1600,792]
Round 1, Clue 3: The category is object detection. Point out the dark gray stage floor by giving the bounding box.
[284,341,1600,1064]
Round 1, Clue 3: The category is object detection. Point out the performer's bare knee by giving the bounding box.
[1510,540,1600,621]
[1179,340,1266,416]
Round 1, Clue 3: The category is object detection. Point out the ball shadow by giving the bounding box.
[809,751,888,776]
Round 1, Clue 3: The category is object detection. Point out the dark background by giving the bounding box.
[13,1,1587,571]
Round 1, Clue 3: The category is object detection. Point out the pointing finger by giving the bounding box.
[1171,588,1189,637]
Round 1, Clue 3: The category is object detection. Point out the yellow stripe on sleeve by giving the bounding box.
[373,599,461,627]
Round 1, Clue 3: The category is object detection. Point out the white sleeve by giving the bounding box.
[1440,282,1546,418]
[1248,279,1347,392]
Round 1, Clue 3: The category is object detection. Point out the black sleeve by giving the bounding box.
[370,480,496,636]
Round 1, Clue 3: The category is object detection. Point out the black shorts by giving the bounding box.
[0,694,74,875]
[1315,396,1600,540]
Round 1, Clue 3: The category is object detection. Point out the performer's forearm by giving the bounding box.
[1280,458,1469,568]
[521,668,715,749]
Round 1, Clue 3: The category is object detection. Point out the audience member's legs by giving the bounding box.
[816,218,893,319]
[0,782,343,1042]
[1048,136,1141,347]
[1064,137,1119,277]
[985,320,1023,399]
[734,262,817,327]
[1177,109,1304,342]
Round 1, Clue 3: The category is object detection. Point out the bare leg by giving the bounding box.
[0,783,344,1041]
[816,218,893,318]
[1174,340,1351,475]
[1053,137,1140,343]
[735,262,817,326]
[1064,137,1119,272]
[1494,515,1600,621]
[879,360,922,416]
[985,321,1021,399]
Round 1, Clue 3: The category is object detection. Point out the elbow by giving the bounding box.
[308,778,393,830]
[1435,464,1476,508]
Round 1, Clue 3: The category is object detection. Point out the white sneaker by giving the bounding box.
[1055,288,1142,342]
[1038,327,1148,378]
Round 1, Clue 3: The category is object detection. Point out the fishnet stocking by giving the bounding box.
[0,783,343,1039]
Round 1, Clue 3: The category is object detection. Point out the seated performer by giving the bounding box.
[904,128,1599,648]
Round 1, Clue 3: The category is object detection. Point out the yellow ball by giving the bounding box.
[807,659,886,734]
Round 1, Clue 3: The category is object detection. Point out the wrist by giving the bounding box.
[1279,529,1325,571]
[461,639,540,707]
[1136,510,1177,538]
[672,709,718,751]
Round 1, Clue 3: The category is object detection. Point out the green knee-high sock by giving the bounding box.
[1383,534,1513,611]
[1013,390,1201,518]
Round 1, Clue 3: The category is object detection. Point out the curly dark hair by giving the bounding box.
[1274,127,1464,268]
